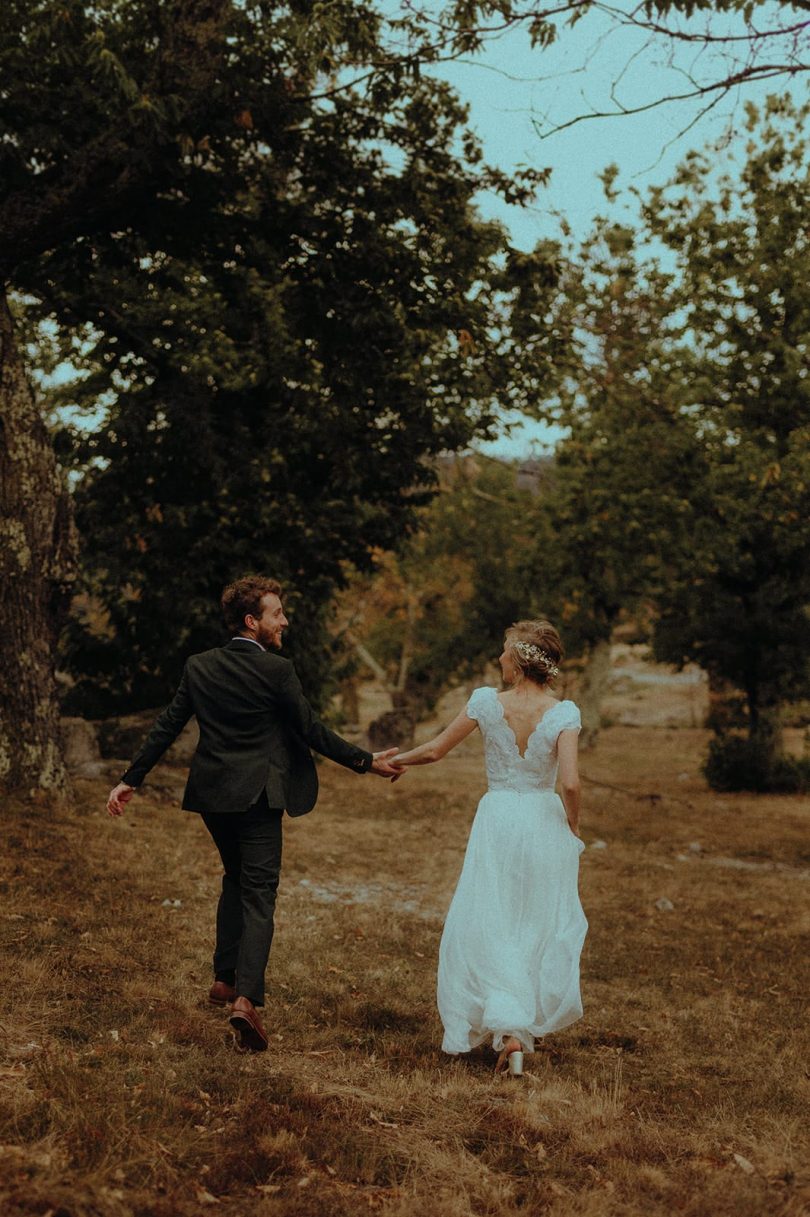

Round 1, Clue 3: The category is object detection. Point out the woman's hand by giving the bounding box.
[370,748,407,781]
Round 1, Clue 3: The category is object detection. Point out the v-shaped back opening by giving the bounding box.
[492,691,563,760]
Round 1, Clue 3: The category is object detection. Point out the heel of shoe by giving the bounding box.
[508,1050,524,1077]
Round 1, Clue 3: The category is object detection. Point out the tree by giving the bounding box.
[43,85,548,717]
[9,1,800,793]
[335,456,545,730]
[1,0,551,782]
[0,296,77,790]
[0,0,237,790]
[523,214,698,744]
[645,96,810,777]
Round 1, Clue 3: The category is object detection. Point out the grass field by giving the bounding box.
[1,726,808,1216]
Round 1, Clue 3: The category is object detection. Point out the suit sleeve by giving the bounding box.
[278,663,373,773]
[120,666,194,787]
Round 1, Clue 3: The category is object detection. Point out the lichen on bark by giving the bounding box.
[0,290,77,794]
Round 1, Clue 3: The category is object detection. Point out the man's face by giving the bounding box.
[249,593,288,650]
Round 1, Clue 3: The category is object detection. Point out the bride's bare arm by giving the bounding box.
[393,709,478,766]
[557,730,582,835]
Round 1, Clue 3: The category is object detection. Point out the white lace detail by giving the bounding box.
[466,687,581,792]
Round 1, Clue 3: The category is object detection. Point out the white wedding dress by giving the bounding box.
[438,686,588,1055]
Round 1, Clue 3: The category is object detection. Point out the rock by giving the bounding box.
[655,897,675,912]
[368,708,415,751]
[75,761,107,780]
[589,839,608,850]
[163,718,199,764]
[97,711,199,765]
[59,717,102,777]
[688,841,702,853]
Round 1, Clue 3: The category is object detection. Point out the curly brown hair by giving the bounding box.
[505,619,564,686]
[221,576,283,634]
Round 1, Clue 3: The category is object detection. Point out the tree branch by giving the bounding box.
[347,632,391,687]
[393,1,810,145]
[532,60,809,138]
[598,4,809,46]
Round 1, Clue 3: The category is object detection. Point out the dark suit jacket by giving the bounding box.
[120,639,372,815]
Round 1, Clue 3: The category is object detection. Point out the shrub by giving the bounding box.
[704,734,810,793]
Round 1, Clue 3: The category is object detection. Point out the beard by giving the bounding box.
[257,624,282,650]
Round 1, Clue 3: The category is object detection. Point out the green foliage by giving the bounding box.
[339,457,547,713]
[522,220,698,656]
[703,735,810,793]
[400,459,550,695]
[2,2,553,713]
[647,97,810,734]
[497,95,810,762]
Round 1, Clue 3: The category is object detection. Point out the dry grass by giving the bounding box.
[1,726,808,1216]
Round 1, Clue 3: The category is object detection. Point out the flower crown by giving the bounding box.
[512,640,560,678]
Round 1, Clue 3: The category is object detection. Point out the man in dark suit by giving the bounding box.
[106,575,402,1052]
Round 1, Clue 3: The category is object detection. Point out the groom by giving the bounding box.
[106,575,402,1051]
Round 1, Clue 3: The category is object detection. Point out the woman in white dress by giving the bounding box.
[393,619,587,1076]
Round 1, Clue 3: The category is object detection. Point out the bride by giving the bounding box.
[393,619,587,1076]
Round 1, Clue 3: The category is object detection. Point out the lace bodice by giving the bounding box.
[466,687,581,793]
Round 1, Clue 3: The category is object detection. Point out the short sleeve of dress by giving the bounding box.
[555,701,582,735]
[466,686,496,723]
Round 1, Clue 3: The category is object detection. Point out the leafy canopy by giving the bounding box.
[3,0,557,712]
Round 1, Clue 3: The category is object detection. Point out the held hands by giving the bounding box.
[106,782,135,817]
[371,747,407,782]
[108,754,405,807]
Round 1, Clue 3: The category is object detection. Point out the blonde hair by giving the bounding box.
[505,619,564,686]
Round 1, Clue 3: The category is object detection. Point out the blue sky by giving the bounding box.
[423,3,809,457]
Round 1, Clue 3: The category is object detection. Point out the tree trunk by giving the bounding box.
[578,636,612,750]
[706,670,746,732]
[749,701,784,767]
[0,290,76,793]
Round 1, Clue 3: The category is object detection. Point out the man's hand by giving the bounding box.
[370,747,406,781]
[107,782,136,817]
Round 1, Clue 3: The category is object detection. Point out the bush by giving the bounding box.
[704,734,810,793]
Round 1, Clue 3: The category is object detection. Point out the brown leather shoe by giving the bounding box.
[229,996,268,1052]
[209,980,237,1007]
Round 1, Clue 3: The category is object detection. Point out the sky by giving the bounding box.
[422,2,809,458]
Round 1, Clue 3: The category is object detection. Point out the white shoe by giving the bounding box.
[508,1050,524,1077]
[495,1037,524,1077]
